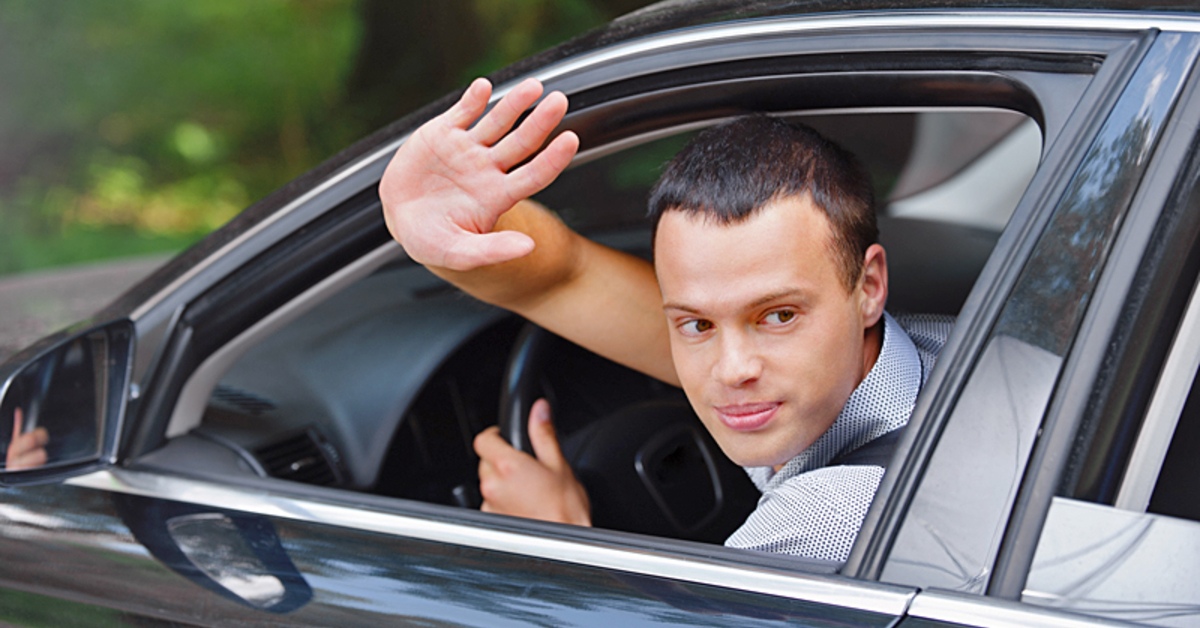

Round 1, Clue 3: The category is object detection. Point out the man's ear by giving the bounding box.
[857,244,888,328]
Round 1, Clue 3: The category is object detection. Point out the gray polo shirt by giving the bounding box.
[725,312,952,561]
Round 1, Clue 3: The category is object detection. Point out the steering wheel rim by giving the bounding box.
[498,323,554,454]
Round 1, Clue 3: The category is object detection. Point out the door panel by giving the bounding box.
[0,481,909,627]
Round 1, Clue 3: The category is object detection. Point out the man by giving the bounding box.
[380,77,950,560]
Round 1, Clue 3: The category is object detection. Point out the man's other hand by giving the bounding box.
[474,399,591,526]
[380,77,579,271]
[6,408,48,470]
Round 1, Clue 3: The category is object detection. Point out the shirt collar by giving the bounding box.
[747,312,923,492]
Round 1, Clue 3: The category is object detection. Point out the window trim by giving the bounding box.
[66,467,917,616]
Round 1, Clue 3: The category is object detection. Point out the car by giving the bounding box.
[2,1,1200,626]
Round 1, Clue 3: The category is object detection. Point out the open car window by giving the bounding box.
[143,107,1041,557]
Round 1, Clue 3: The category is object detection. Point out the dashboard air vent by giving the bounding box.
[254,428,344,487]
[212,384,277,416]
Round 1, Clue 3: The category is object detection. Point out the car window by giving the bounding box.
[155,107,1040,552]
[1023,270,1200,627]
[1146,371,1200,523]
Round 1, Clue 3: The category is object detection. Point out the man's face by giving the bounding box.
[655,195,878,468]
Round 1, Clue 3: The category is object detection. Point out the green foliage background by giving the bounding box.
[0,0,651,277]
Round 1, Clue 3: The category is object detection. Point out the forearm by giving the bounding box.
[429,200,678,386]
[518,238,677,386]
[426,200,579,308]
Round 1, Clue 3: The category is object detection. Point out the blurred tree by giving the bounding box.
[344,0,650,134]
[0,0,653,277]
[0,0,361,273]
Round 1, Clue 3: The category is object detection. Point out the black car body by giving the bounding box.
[2,1,1200,626]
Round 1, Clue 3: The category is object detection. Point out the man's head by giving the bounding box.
[649,115,877,291]
[650,116,888,469]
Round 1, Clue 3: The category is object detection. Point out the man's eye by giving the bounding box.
[763,310,796,325]
[681,319,714,335]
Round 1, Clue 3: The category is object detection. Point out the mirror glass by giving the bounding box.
[0,329,112,471]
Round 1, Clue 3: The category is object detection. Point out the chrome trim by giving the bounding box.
[1115,272,1200,512]
[66,467,914,616]
[537,11,1200,87]
[130,10,1200,321]
[909,589,1130,628]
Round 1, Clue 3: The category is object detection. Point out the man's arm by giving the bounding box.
[380,78,677,385]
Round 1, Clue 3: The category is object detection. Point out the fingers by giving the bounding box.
[473,425,515,462]
[7,406,48,470]
[473,418,591,526]
[443,78,493,129]
[10,431,48,468]
[527,399,567,473]
[506,130,579,200]
[28,426,48,448]
[469,78,544,146]
[491,90,570,171]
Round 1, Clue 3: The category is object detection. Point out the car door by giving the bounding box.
[0,8,1186,628]
[870,17,1200,628]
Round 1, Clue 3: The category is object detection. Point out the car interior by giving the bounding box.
[140,106,1042,546]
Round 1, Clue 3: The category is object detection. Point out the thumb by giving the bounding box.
[441,230,536,271]
[12,407,21,437]
[527,399,567,473]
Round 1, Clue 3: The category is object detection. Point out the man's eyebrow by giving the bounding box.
[662,289,812,314]
[662,302,700,314]
[749,288,811,308]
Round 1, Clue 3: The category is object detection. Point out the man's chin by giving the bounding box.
[713,437,794,469]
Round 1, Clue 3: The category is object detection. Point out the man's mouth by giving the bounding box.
[713,402,781,431]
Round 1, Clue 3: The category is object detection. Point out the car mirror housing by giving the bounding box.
[0,319,134,485]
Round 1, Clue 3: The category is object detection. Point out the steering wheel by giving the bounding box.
[497,324,554,455]
[496,322,758,542]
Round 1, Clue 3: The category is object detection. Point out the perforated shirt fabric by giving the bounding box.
[724,312,954,561]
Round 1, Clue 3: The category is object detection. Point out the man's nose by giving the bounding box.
[712,331,762,386]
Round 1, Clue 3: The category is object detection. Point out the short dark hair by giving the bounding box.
[648,115,877,291]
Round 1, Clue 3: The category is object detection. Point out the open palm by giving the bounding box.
[380,78,579,271]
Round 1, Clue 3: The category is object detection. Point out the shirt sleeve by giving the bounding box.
[724,465,885,562]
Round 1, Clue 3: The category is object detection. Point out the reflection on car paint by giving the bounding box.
[272,515,898,628]
[168,513,290,608]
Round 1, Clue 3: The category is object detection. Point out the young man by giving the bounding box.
[380,78,951,561]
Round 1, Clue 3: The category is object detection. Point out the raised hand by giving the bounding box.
[6,408,48,471]
[474,399,591,526]
[380,77,579,271]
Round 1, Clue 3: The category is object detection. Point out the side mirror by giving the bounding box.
[0,319,134,484]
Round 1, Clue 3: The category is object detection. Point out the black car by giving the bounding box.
[2,1,1200,626]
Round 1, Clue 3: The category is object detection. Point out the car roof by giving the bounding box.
[550,0,1200,64]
